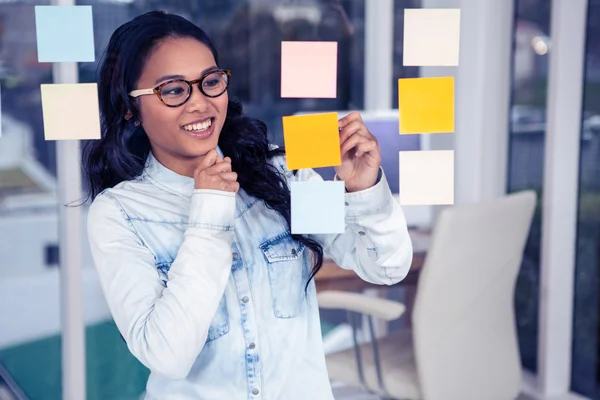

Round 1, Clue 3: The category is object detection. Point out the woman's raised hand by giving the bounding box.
[193,150,239,193]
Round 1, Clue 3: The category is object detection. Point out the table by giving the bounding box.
[314,229,431,292]
[315,252,426,292]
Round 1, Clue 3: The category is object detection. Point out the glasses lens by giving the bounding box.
[160,81,190,106]
[201,71,228,97]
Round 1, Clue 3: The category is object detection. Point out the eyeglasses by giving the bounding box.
[128,69,231,107]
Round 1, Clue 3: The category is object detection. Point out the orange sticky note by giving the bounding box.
[41,83,101,140]
[282,113,341,170]
[281,41,338,98]
[399,77,454,134]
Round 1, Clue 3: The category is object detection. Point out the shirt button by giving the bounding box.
[242,296,249,303]
[248,342,256,349]
[345,202,349,206]
[232,252,238,259]
[252,388,259,395]
[358,231,366,236]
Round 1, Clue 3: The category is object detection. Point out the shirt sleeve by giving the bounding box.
[87,189,236,380]
[291,166,413,285]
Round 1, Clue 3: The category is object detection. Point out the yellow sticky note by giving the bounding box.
[282,113,341,170]
[399,77,454,134]
[41,83,101,140]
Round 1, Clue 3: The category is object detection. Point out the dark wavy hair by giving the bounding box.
[82,10,324,292]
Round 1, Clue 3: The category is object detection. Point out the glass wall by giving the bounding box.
[507,0,551,372]
[0,1,62,399]
[571,0,600,398]
[391,0,420,108]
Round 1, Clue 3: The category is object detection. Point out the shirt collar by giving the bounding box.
[143,146,225,198]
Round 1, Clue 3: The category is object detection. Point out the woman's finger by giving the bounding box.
[220,171,238,182]
[340,133,370,158]
[196,149,219,171]
[338,111,362,130]
[354,139,380,159]
[205,159,232,175]
[339,120,365,145]
[221,179,240,193]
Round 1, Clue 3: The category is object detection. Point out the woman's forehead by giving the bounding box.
[142,37,216,80]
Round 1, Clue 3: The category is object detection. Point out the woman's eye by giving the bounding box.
[204,79,220,87]
[163,87,185,96]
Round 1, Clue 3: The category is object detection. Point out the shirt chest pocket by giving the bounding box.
[259,232,308,319]
[157,262,229,343]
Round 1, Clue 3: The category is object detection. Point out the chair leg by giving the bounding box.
[348,310,368,388]
[367,315,387,395]
[346,311,394,399]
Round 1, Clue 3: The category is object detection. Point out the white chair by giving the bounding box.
[319,190,537,400]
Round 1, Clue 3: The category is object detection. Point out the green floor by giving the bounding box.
[0,321,339,400]
[0,322,149,400]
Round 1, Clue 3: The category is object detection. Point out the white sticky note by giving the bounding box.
[291,181,345,234]
[403,9,461,66]
[41,83,101,140]
[400,150,454,205]
[35,5,95,62]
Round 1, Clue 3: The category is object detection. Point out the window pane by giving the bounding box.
[571,0,600,397]
[507,0,551,373]
[391,0,421,106]
[0,1,63,399]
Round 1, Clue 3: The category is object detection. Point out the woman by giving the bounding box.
[84,10,413,400]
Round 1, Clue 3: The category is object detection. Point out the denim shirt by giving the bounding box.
[87,145,413,400]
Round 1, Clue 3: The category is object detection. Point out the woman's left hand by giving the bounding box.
[334,112,382,192]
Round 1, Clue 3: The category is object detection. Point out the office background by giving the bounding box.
[0,0,598,399]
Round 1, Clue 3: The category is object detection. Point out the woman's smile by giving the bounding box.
[181,117,215,139]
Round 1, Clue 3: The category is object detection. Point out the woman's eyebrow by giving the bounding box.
[154,74,184,84]
[153,66,219,85]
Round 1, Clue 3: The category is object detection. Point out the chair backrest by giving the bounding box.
[412,190,537,400]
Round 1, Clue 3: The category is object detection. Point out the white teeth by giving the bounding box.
[183,119,212,132]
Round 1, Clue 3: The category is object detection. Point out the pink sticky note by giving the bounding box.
[281,41,338,98]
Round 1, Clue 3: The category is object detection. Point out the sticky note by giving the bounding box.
[281,41,337,98]
[35,5,95,62]
[283,112,341,170]
[41,83,101,140]
[399,150,454,205]
[399,77,454,134]
[291,181,345,234]
[403,9,461,66]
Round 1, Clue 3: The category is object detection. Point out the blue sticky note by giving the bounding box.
[291,181,346,234]
[35,5,95,63]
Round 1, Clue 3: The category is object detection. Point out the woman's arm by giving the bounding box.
[87,189,236,380]
[293,166,413,285]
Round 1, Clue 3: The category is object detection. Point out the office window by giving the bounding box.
[507,0,551,373]
[571,0,600,397]
[391,0,421,107]
[0,1,64,399]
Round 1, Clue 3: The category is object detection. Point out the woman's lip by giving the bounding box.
[181,117,214,128]
[181,120,215,139]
